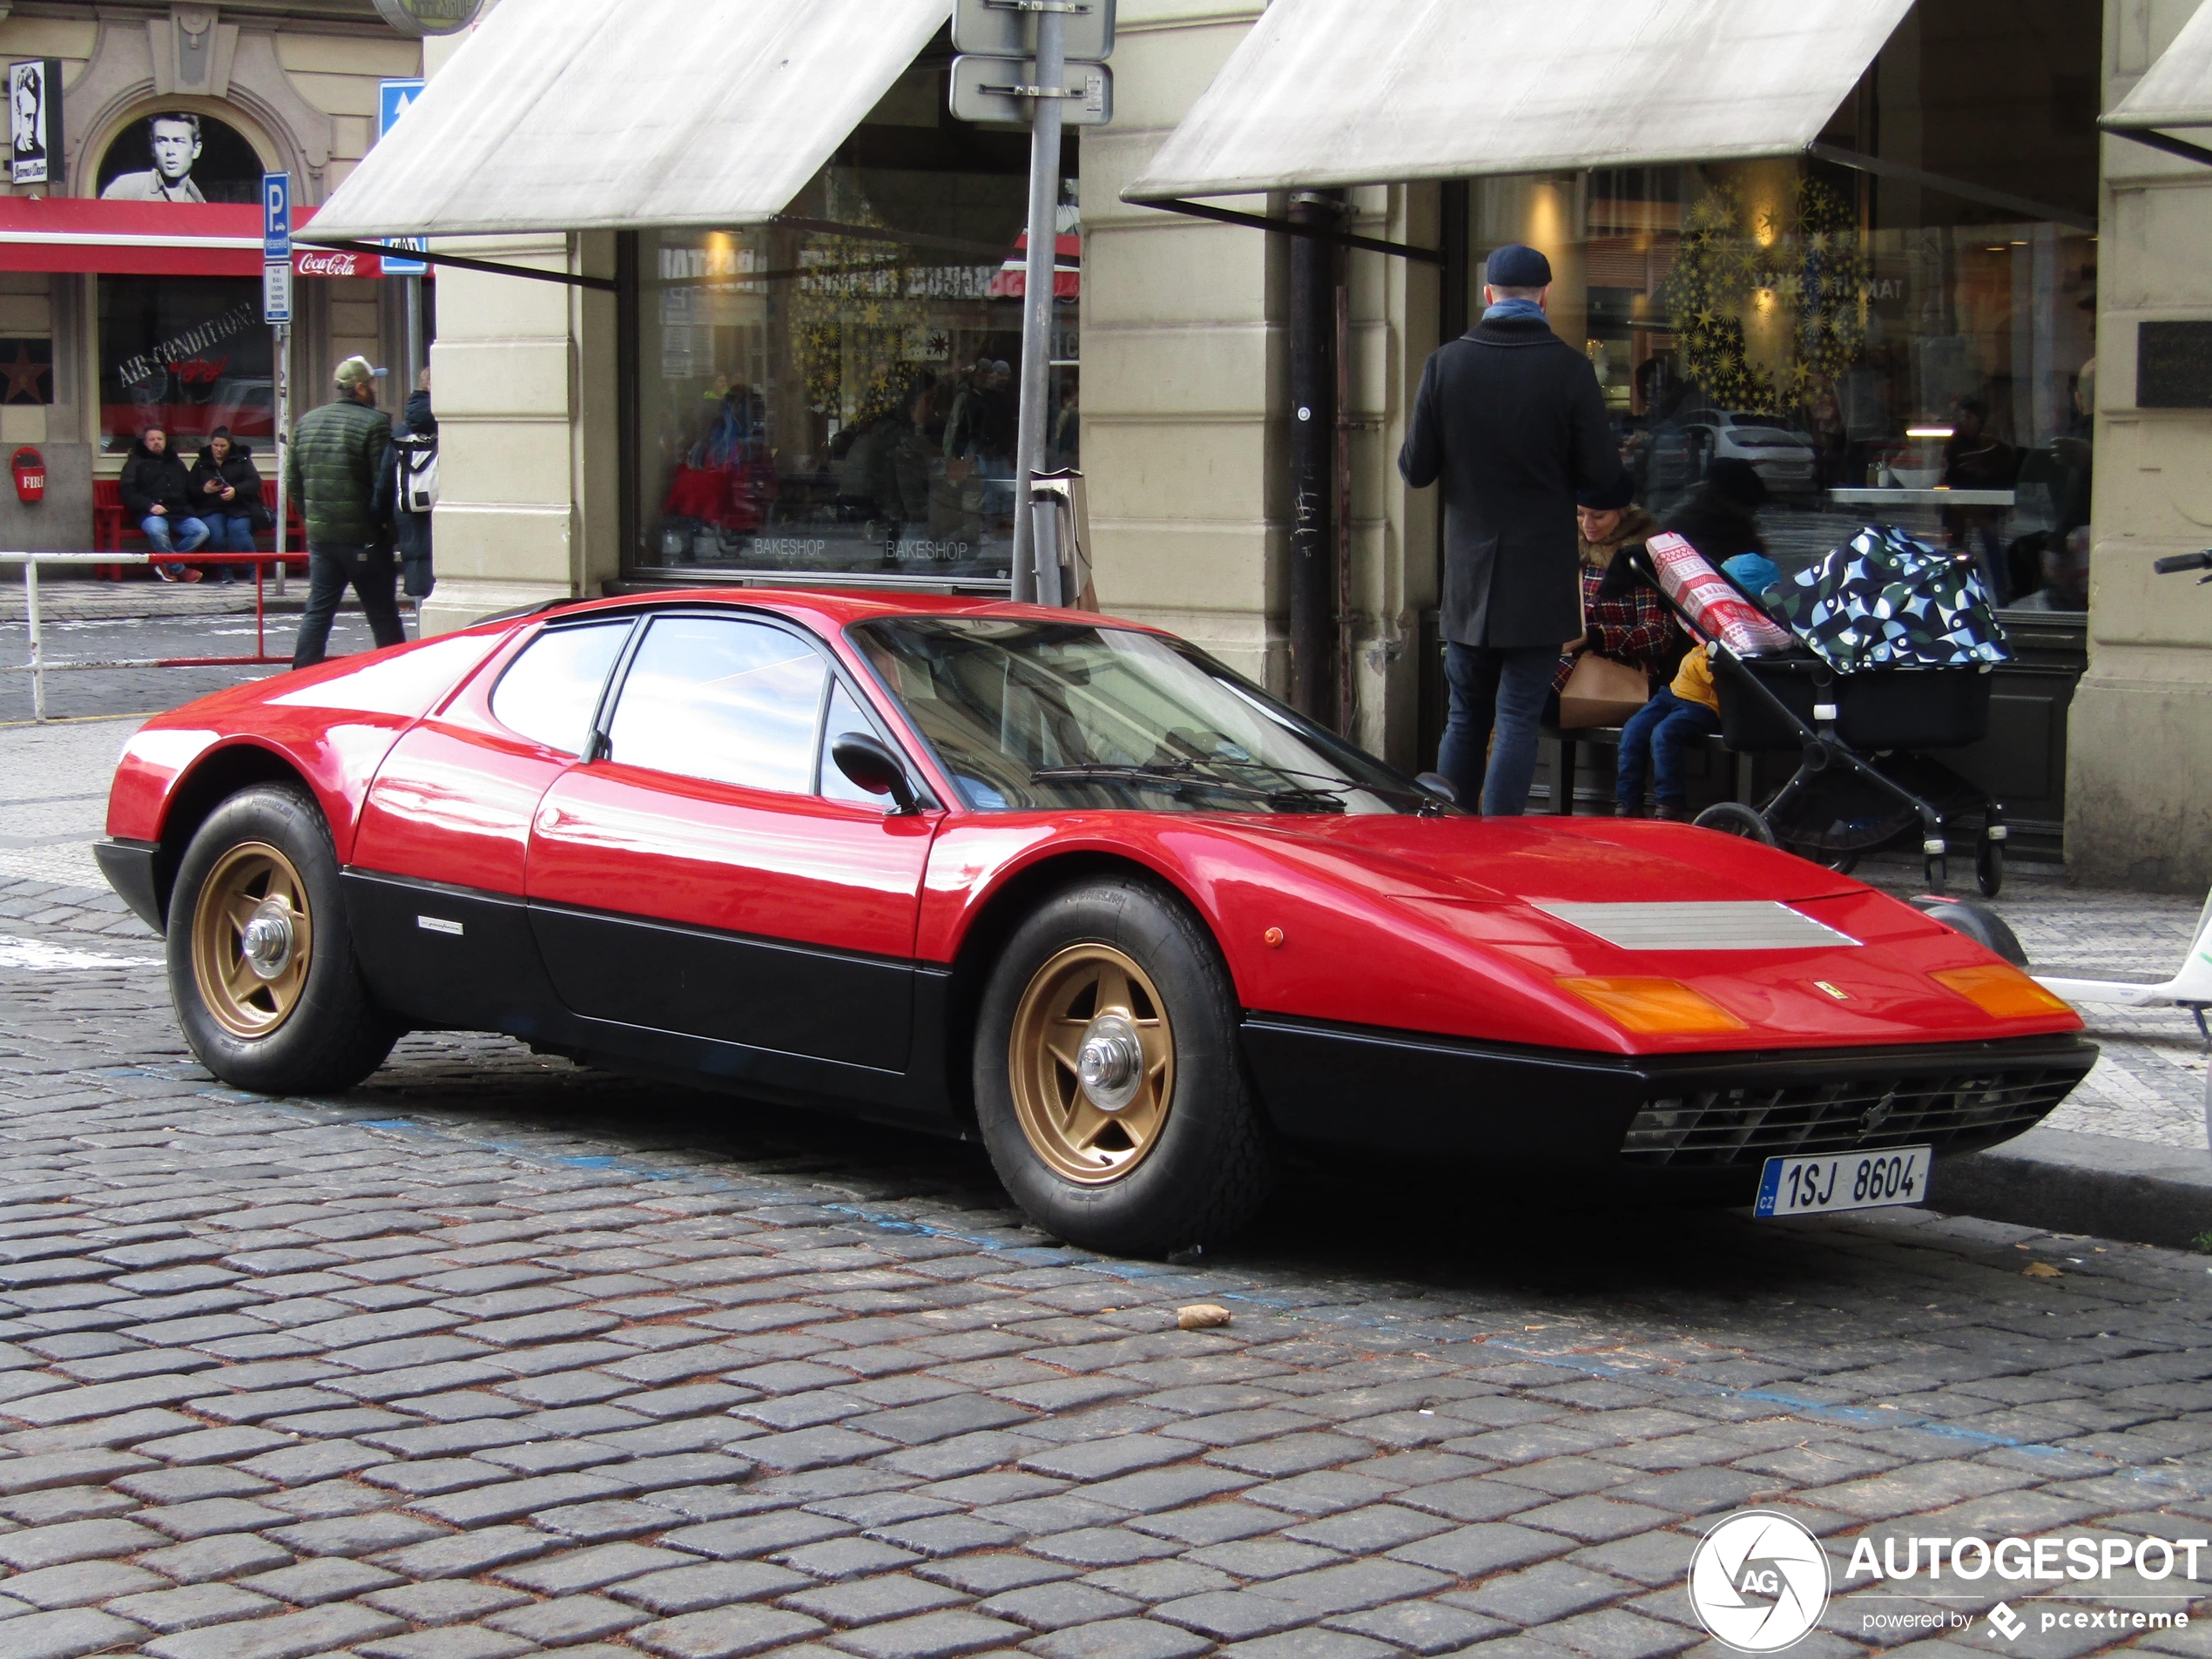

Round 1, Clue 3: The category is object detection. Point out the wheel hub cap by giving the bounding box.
[240,900,296,981]
[1076,1013,1144,1112]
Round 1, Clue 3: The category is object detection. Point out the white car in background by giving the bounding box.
[1683,411,1819,494]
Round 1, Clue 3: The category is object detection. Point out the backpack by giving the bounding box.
[394,435,438,516]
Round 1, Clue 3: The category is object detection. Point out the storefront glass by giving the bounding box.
[1465,5,2097,612]
[634,139,1076,587]
[97,275,273,451]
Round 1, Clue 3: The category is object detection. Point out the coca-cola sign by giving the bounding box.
[295,248,377,279]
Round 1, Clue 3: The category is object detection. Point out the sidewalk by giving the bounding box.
[3,715,2205,1245]
[0,570,314,623]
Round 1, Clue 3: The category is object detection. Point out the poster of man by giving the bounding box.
[97,111,260,204]
[9,58,61,187]
[102,111,206,201]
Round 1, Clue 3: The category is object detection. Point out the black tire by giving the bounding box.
[1977,835,2004,900]
[1785,842,1860,876]
[1692,801,1777,844]
[166,784,400,1094]
[974,876,1273,1257]
[1910,896,2027,968]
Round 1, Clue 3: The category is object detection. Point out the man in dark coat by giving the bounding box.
[375,368,436,601]
[118,423,211,582]
[1399,244,1624,813]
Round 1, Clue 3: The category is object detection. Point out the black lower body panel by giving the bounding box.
[1241,1014,2097,1200]
[95,839,163,932]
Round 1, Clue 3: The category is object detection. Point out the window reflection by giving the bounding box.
[608,617,828,794]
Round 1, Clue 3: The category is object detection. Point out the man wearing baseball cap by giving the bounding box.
[1399,243,1627,814]
[287,354,404,670]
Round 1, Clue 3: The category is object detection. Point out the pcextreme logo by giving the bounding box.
[1689,1511,1831,1652]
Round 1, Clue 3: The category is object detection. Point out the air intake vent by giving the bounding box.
[1536,900,1859,951]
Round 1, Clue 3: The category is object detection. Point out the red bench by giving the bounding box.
[92,478,307,578]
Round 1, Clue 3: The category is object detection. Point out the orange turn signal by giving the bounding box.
[1556,976,1748,1035]
[1932,964,2073,1019]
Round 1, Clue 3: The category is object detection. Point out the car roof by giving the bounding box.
[529,587,1165,637]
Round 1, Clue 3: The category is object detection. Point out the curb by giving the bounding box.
[1934,1124,2212,1249]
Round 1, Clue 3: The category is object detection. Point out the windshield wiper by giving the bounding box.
[1172,755,1442,813]
[1028,762,1346,813]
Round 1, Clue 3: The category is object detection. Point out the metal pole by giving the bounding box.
[406,275,423,385]
[273,322,289,598]
[1009,3,1066,604]
[1287,191,1341,720]
[25,556,43,723]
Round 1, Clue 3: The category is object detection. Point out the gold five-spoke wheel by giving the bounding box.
[1008,943,1175,1184]
[191,841,314,1039]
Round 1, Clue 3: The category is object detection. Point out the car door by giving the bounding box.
[346,614,637,1034]
[523,610,939,1074]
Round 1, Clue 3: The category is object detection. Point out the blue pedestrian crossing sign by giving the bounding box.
[377,80,428,277]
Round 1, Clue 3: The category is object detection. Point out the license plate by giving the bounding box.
[1754,1145,1931,1218]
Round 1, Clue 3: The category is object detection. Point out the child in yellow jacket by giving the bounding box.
[1615,552,1779,817]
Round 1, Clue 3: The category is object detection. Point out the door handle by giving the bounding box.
[536,806,563,833]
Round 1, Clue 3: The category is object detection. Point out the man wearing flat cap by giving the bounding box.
[1399,243,1627,814]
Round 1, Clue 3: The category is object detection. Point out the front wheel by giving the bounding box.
[167,784,400,1095]
[974,877,1273,1257]
[1693,801,1777,845]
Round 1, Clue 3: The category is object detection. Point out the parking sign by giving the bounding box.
[262,172,291,260]
[262,259,293,323]
[376,81,428,276]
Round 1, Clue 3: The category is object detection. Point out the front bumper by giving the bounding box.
[94,838,163,932]
[1240,1014,2095,1193]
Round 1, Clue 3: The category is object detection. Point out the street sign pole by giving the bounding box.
[262,172,293,597]
[1008,4,1066,605]
[273,322,289,597]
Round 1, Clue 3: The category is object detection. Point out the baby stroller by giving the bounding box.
[1624,527,2008,899]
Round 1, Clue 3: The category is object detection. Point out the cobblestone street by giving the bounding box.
[4,705,2212,1659]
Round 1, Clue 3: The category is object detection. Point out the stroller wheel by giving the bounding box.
[1976,836,2004,900]
[1692,802,1777,845]
[1786,843,1861,876]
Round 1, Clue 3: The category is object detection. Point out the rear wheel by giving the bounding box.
[974,877,1273,1257]
[1977,834,2005,900]
[1785,842,1860,876]
[168,785,399,1094]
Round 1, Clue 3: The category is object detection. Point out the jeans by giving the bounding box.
[1439,643,1556,816]
[1615,688,1722,810]
[210,513,257,578]
[142,512,209,578]
[292,542,407,671]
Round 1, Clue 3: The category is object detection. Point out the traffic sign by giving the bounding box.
[949,57,1112,126]
[376,81,429,275]
[953,0,1113,63]
[262,172,291,260]
[262,259,293,323]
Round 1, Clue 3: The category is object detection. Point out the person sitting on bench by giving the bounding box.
[1615,551,1779,819]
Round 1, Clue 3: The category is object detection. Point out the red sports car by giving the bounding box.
[98,591,2093,1255]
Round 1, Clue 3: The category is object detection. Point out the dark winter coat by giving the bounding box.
[188,442,270,530]
[374,389,435,583]
[1398,314,1625,649]
[118,442,194,521]
[286,393,393,547]
[1660,485,1769,567]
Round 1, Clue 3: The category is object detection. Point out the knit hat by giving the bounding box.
[1485,243,1552,287]
[335,355,388,389]
[1576,473,1636,511]
[1723,552,1782,599]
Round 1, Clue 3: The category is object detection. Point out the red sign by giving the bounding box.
[295,246,381,279]
[11,446,44,502]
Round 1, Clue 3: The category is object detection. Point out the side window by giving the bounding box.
[818,680,885,806]
[489,620,631,756]
[607,616,827,792]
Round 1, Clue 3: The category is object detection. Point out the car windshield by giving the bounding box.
[850,617,1435,815]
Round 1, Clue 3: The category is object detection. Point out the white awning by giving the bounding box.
[307,0,952,239]
[2106,3,2212,140]
[1125,0,1914,203]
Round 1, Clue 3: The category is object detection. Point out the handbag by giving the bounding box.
[1557,651,1649,730]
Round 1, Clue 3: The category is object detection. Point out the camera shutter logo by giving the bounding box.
[1689,1510,1831,1652]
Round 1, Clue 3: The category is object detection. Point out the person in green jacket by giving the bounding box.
[287,354,403,670]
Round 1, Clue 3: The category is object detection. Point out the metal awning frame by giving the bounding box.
[2099,118,2212,169]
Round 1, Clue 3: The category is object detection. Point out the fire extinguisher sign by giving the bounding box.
[13,446,47,502]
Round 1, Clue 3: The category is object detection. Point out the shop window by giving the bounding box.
[1463,1,2096,615]
[491,620,634,755]
[605,616,828,792]
[98,276,273,453]
[631,102,1077,588]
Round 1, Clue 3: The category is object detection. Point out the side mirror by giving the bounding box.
[1414,771,1459,806]
[832,732,921,814]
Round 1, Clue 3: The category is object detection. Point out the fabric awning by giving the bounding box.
[1124,0,1914,203]
[307,0,954,240]
[0,199,415,277]
[2105,4,2212,158]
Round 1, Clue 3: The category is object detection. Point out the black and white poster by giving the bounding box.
[10,58,62,188]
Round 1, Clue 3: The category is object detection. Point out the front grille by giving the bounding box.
[1619,1067,2078,1167]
